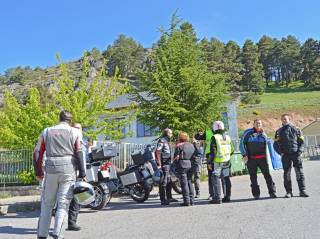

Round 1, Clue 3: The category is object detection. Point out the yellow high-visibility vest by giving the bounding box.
[213,134,232,163]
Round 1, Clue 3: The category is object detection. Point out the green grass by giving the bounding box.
[239,83,320,116]
[260,91,320,106]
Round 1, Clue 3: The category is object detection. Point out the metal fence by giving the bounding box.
[0,143,148,186]
[302,145,320,159]
[1,141,319,185]
[0,149,33,186]
[304,135,320,147]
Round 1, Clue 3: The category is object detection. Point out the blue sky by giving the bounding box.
[0,0,319,73]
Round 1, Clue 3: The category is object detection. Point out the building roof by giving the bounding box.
[107,94,134,109]
[302,119,320,135]
[107,92,155,109]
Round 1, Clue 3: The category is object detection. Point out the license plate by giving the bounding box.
[101,170,110,178]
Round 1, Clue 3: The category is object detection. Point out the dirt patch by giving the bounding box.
[238,109,320,135]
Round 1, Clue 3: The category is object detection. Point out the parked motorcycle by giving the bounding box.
[169,163,183,194]
[144,144,182,195]
[86,143,154,210]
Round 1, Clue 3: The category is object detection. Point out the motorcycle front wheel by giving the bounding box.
[130,182,150,203]
[89,185,110,210]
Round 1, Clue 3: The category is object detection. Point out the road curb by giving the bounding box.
[0,196,41,215]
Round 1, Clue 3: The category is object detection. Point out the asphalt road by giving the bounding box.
[1,160,320,239]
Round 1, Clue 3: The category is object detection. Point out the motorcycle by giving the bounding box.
[86,160,112,210]
[86,143,154,210]
[169,163,183,194]
[144,144,182,195]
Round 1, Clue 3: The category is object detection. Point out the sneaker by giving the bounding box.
[207,195,213,200]
[195,193,200,198]
[269,193,277,198]
[222,197,230,203]
[299,191,309,197]
[284,192,293,198]
[67,224,81,231]
[180,202,190,207]
[253,195,260,200]
[169,198,179,203]
[210,199,222,204]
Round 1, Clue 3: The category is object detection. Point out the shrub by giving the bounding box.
[253,110,260,116]
[17,169,37,185]
[241,92,261,105]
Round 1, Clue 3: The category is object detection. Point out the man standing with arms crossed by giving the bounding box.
[34,111,86,239]
[274,114,309,198]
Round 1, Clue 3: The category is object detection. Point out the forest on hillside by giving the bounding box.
[1,31,320,105]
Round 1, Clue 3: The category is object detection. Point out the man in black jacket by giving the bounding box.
[155,128,178,205]
[274,114,309,198]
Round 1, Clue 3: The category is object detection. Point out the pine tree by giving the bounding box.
[257,35,277,87]
[240,40,264,93]
[133,17,227,135]
[222,40,243,91]
[301,38,320,86]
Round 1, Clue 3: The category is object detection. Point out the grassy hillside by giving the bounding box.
[238,84,320,135]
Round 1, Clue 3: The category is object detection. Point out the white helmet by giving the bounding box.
[73,181,95,206]
[213,121,225,131]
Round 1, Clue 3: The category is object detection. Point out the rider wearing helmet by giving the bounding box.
[209,121,234,204]
[34,111,86,239]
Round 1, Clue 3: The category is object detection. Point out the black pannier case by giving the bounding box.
[91,143,117,161]
[131,151,145,165]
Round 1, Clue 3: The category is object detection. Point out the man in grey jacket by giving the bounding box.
[33,111,86,239]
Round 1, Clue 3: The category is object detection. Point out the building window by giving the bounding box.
[137,122,156,137]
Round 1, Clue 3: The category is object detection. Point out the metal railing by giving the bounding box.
[1,142,319,186]
[302,145,320,159]
[0,149,33,186]
[0,143,147,186]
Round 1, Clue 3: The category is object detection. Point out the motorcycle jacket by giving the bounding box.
[156,136,171,164]
[274,123,304,155]
[33,122,86,177]
[240,128,267,159]
[174,142,195,169]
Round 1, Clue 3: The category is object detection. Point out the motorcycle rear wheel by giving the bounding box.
[130,182,150,203]
[89,185,109,210]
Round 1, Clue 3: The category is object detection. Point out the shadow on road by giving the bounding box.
[99,195,281,211]
[0,226,37,235]
[0,210,39,219]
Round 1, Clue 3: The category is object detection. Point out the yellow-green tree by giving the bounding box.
[52,54,135,140]
[0,88,55,149]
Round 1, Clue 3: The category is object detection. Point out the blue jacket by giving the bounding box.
[240,128,268,158]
